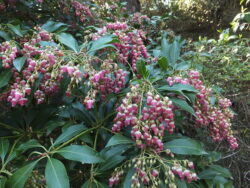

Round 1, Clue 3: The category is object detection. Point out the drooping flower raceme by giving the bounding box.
[92,22,149,71]
[167,71,238,149]
[112,85,175,153]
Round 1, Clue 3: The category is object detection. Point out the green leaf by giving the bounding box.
[136,60,149,78]
[210,165,232,178]
[39,41,58,47]
[98,155,126,171]
[6,161,38,188]
[106,134,134,148]
[0,69,12,88]
[45,158,70,188]
[13,57,27,72]
[175,179,188,188]
[53,124,87,146]
[45,120,67,135]
[7,24,24,37]
[56,145,104,164]
[81,180,91,188]
[42,21,67,33]
[100,144,131,158]
[0,139,9,161]
[58,32,79,53]
[176,61,190,70]
[17,139,43,153]
[170,98,195,115]
[0,31,11,41]
[87,35,118,55]
[159,83,198,93]
[157,56,169,70]
[164,138,207,155]
[161,32,171,59]
[169,38,182,67]
[243,12,250,22]
[123,167,136,188]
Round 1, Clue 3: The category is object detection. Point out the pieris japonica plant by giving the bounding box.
[0,1,238,188]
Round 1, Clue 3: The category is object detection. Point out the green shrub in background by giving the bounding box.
[183,30,250,95]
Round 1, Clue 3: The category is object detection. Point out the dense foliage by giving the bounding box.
[0,0,245,188]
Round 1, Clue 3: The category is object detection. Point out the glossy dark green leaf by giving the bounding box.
[45,158,69,188]
[210,165,232,178]
[0,139,9,160]
[39,41,58,47]
[0,69,12,88]
[13,57,27,72]
[56,145,104,164]
[105,134,134,148]
[157,56,169,70]
[101,144,131,158]
[58,32,79,53]
[6,160,38,188]
[53,124,87,146]
[46,120,67,135]
[123,167,136,188]
[7,24,24,37]
[176,179,188,188]
[243,12,250,22]
[98,155,126,171]
[17,139,43,153]
[159,83,198,93]
[136,60,149,78]
[42,21,67,33]
[164,138,207,155]
[170,98,195,115]
[87,35,118,55]
[0,31,11,41]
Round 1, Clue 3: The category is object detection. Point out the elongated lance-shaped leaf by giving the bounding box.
[56,145,104,164]
[45,158,70,188]
[6,160,39,188]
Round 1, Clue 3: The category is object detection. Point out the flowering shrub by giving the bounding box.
[0,1,238,188]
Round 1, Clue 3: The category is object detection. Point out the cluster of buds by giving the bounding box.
[109,155,197,187]
[92,22,149,71]
[109,170,124,187]
[130,13,150,26]
[166,70,238,149]
[90,68,127,100]
[113,86,175,152]
[0,27,87,106]
[106,22,128,30]
[172,165,198,183]
[0,41,18,68]
[72,1,92,22]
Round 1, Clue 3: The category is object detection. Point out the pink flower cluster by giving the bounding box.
[131,168,158,186]
[106,22,128,30]
[0,42,18,68]
[72,1,92,22]
[112,87,175,152]
[90,69,127,100]
[130,13,150,26]
[166,71,238,149]
[0,28,86,107]
[109,171,123,187]
[172,166,198,183]
[92,22,149,71]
